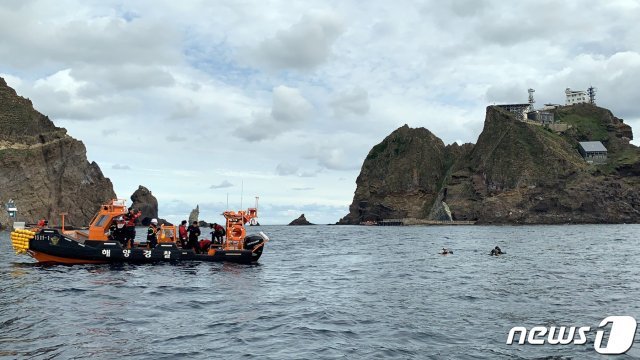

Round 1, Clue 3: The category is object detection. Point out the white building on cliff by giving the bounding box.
[565,88,588,105]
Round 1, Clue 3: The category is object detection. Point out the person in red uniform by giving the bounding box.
[212,223,225,244]
[123,207,141,248]
[178,220,188,248]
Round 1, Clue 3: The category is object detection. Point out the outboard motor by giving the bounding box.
[243,234,264,251]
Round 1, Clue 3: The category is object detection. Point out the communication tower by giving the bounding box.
[587,86,597,105]
[528,88,535,112]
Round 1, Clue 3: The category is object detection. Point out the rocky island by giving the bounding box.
[289,214,313,225]
[339,104,640,224]
[0,77,116,227]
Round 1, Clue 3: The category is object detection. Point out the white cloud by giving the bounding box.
[235,85,313,141]
[112,164,131,170]
[330,87,370,117]
[2,0,640,224]
[276,163,298,176]
[250,10,345,70]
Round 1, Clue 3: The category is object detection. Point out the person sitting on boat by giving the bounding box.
[123,207,142,248]
[37,218,48,228]
[187,221,201,254]
[178,220,188,248]
[211,222,225,244]
[147,218,159,249]
[108,216,127,247]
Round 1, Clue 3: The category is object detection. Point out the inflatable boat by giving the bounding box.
[9,199,268,265]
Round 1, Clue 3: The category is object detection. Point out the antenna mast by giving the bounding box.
[528,88,535,112]
[587,85,597,105]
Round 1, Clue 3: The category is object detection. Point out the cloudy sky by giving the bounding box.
[1,0,640,225]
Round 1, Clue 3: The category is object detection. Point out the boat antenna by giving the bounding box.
[240,180,244,209]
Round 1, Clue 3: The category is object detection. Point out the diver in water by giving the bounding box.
[490,246,504,256]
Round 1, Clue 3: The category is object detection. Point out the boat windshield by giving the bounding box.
[93,215,109,227]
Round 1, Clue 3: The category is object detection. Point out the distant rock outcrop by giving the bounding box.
[130,185,158,221]
[0,77,116,226]
[189,205,199,224]
[289,214,313,225]
[340,104,640,224]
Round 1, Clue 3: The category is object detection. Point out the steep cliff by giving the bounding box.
[339,125,452,224]
[340,104,640,224]
[0,77,116,226]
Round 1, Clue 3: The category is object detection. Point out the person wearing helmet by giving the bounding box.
[109,216,127,246]
[147,218,159,249]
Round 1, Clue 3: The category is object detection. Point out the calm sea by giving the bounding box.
[1,224,640,359]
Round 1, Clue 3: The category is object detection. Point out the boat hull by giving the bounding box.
[27,229,263,265]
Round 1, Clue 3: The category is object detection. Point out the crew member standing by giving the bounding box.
[123,207,142,248]
[109,216,127,247]
[178,220,188,248]
[187,221,201,254]
[147,218,159,249]
[212,222,225,244]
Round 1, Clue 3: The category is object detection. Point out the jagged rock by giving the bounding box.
[289,214,313,225]
[129,186,172,225]
[0,77,116,226]
[189,205,199,224]
[340,104,640,224]
[130,185,158,221]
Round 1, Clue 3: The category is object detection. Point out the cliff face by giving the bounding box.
[340,104,640,224]
[0,77,116,226]
[339,125,452,223]
[0,208,10,229]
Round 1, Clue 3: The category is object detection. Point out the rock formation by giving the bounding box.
[340,104,640,224]
[289,214,313,225]
[0,77,116,226]
[0,209,11,230]
[189,205,199,224]
[130,185,158,221]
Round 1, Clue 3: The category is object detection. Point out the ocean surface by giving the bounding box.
[1,224,640,359]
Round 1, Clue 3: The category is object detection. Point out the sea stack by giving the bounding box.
[130,185,158,222]
[289,214,313,225]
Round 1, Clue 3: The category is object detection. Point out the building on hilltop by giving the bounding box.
[578,141,607,164]
[565,88,589,105]
[496,103,530,121]
[527,110,554,125]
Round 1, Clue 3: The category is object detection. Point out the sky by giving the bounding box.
[1,0,640,225]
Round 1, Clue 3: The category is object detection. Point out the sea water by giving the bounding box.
[1,224,639,359]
